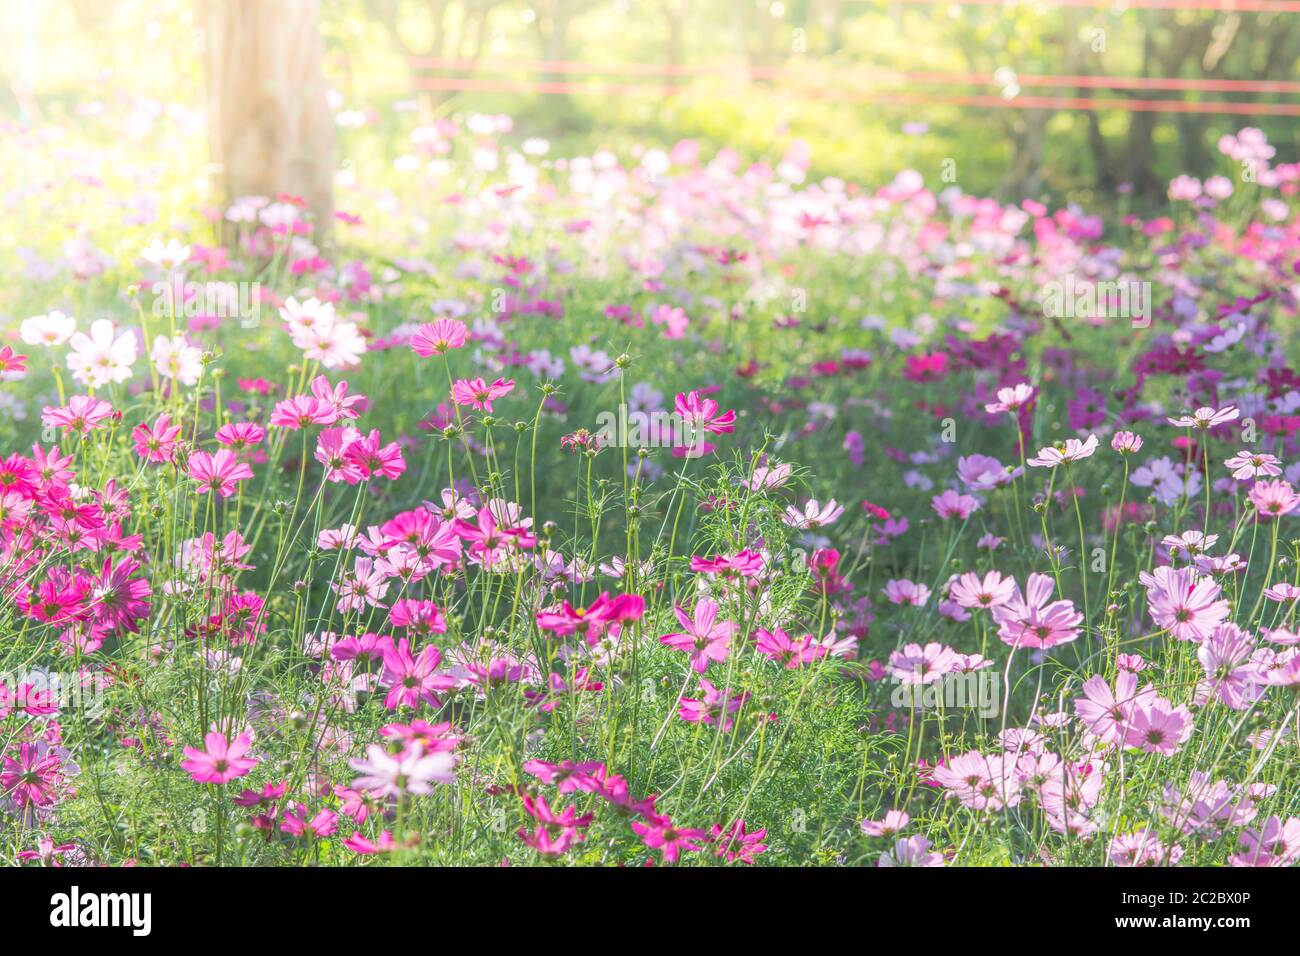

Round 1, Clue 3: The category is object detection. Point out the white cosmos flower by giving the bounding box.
[300,319,366,369]
[20,310,77,347]
[348,742,455,797]
[151,334,204,387]
[140,238,191,270]
[66,319,138,388]
[280,296,337,339]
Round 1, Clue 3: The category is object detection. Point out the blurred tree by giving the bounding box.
[202,0,335,241]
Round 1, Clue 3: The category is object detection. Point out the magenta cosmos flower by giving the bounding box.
[132,413,182,463]
[410,318,468,356]
[451,377,515,412]
[630,815,708,863]
[187,449,255,497]
[1,742,66,807]
[180,731,258,784]
[380,638,455,710]
[754,627,826,668]
[659,598,736,672]
[41,394,116,435]
[674,389,737,435]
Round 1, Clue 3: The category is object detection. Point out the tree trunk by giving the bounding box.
[202,0,335,245]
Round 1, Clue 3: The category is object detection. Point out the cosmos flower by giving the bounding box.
[1168,405,1239,429]
[1027,435,1099,468]
[180,731,258,784]
[658,599,736,672]
[410,318,469,355]
[66,319,138,388]
[187,450,255,497]
[451,377,516,412]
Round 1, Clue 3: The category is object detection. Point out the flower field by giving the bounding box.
[3,90,1300,871]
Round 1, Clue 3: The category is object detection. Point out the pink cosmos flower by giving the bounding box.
[315,427,366,484]
[711,819,767,864]
[281,805,339,839]
[0,346,28,376]
[1224,450,1282,480]
[889,642,957,685]
[860,810,910,837]
[678,678,748,730]
[215,421,265,450]
[270,395,337,429]
[1167,405,1239,429]
[783,498,844,529]
[948,570,1016,609]
[522,759,605,793]
[1248,479,1300,518]
[659,599,736,672]
[883,578,931,606]
[1231,816,1300,867]
[131,413,182,463]
[877,834,944,867]
[931,489,980,520]
[1197,624,1264,709]
[990,573,1083,649]
[344,429,406,480]
[1141,566,1230,642]
[745,463,792,490]
[41,395,116,435]
[1126,698,1194,755]
[1074,671,1156,746]
[957,454,1017,490]
[180,731,258,784]
[334,557,390,611]
[1109,829,1183,866]
[411,318,469,355]
[187,449,255,497]
[931,750,1021,811]
[1027,434,1099,468]
[1111,431,1143,454]
[451,377,515,412]
[983,382,1035,414]
[690,550,764,578]
[16,836,79,866]
[1264,583,1300,603]
[344,830,402,855]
